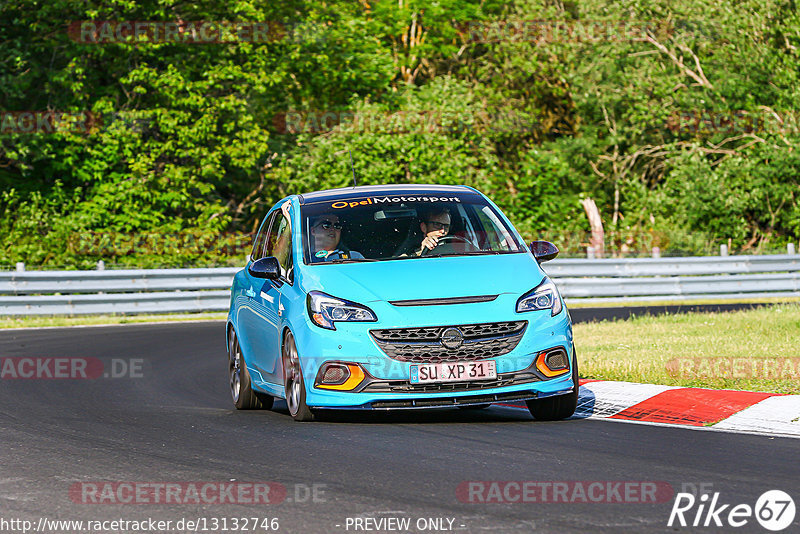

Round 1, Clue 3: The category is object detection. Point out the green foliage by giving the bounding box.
[275,78,501,192]
[1,0,799,267]
[654,142,800,252]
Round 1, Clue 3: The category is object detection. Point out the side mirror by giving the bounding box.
[248,257,281,279]
[530,241,559,263]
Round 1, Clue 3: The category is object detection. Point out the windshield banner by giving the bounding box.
[331,196,462,209]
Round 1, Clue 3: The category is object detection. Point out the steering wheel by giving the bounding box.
[420,235,480,255]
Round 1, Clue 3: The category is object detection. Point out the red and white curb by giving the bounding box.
[506,380,800,438]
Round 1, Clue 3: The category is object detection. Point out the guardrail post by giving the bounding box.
[96,260,105,270]
[15,262,24,272]
[586,246,596,259]
[789,243,796,255]
[720,244,729,257]
[651,247,661,258]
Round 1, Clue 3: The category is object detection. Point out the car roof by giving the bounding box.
[297,184,478,204]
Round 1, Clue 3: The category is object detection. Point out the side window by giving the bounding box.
[251,214,275,260]
[454,204,478,244]
[475,207,507,251]
[265,212,293,282]
[478,206,521,251]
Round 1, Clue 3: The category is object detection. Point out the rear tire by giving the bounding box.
[283,330,314,422]
[229,328,274,410]
[526,348,579,421]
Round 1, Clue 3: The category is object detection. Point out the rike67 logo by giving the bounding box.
[668,490,796,531]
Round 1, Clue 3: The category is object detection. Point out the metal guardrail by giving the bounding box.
[0,291,231,316]
[543,254,800,303]
[0,267,238,315]
[0,268,239,295]
[1,255,799,315]
[543,255,800,277]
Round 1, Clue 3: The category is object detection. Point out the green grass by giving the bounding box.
[575,303,800,394]
[567,296,800,308]
[0,312,227,329]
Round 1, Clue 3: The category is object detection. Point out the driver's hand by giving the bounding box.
[419,235,439,254]
[280,201,292,228]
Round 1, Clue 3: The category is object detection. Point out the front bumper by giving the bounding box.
[293,298,574,409]
[313,378,575,410]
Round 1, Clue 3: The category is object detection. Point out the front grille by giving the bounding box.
[370,321,527,363]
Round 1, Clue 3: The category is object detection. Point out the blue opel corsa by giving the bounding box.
[227,184,577,421]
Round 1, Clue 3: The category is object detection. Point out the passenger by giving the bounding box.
[272,201,293,270]
[309,214,364,262]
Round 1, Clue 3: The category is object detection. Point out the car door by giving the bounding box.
[234,213,270,368]
[238,210,284,387]
[240,207,295,386]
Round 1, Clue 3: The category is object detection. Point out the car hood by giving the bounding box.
[298,253,546,303]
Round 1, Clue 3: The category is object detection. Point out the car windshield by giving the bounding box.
[300,192,525,264]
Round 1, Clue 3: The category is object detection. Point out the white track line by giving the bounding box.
[713,395,800,435]
[576,381,681,418]
[498,382,800,439]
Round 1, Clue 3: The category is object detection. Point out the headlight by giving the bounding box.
[306,291,377,330]
[516,277,563,316]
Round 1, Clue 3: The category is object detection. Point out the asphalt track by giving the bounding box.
[1,323,798,534]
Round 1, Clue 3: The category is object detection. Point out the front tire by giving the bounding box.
[282,330,314,422]
[526,348,579,421]
[229,328,273,410]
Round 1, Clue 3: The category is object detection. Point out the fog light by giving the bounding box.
[535,350,570,378]
[545,350,568,371]
[322,365,348,384]
[315,363,365,391]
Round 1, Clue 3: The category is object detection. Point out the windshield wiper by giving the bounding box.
[326,258,379,264]
[386,250,522,260]
[453,250,522,256]
[389,254,425,260]
[421,250,522,258]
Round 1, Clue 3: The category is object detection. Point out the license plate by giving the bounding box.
[409,360,497,384]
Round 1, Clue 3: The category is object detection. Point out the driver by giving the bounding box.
[414,207,451,256]
[309,214,364,262]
